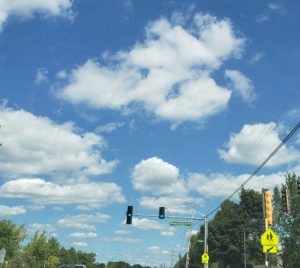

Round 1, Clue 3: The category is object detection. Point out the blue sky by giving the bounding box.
[0,0,300,266]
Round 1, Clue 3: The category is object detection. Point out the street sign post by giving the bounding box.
[201,253,209,264]
[169,221,192,227]
[0,248,6,264]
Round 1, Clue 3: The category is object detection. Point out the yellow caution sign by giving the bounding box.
[263,245,277,254]
[201,253,209,264]
[261,228,279,247]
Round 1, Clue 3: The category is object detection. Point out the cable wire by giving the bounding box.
[206,120,300,218]
[208,83,300,202]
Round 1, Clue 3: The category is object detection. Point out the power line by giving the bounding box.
[208,83,300,200]
[206,120,300,218]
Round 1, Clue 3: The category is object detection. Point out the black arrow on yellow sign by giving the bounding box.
[267,247,274,252]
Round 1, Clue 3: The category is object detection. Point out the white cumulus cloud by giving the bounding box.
[187,172,285,198]
[0,204,26,216]
[128,217,175,237]
[57,213,110,231]
[218,122,300,167]
[225,69,256,104]
[72,241,88,247]
[0,106,117,180]
[56,13,245,125]
[0,0,73,31]
[139,196,204,214]
[69,232,98,238]
[0,178,125,208]
[35,68,48,84]
[28,223,56,234]
[131,157,186,195]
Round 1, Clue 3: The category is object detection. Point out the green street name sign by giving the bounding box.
[169,221,192,227]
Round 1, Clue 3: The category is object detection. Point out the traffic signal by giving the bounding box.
[159,207,165,219]
[297,179,300,195]
[264,190,272,228]
[281,187,290,213]
[126,205,133,224]
[239,229,244,249]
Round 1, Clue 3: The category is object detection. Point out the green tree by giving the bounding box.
[59,247,78,265]
[0,219,26,261]
[107,261,131,268]
[23,231,48,268]
[77,250,96,266]
[273,173,300,267]
[175,189,265,268]
[239,188,265,265]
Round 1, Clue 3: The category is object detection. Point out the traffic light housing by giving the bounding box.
[126,205,133,224]
[159,207,165,219]
[239,229,245,249]
[281,187,290,213]
[264,190,272,228]
[297,179,300,195]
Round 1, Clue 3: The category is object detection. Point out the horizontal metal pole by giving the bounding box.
[133,213,204,221]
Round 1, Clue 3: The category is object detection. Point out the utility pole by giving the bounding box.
[185,204,195,268]
[204,216,208,268]
[262,189,268,268]
[185,228,191,268]
[243,229,246,268]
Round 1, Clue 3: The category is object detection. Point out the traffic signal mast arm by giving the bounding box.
[132,213,204,221]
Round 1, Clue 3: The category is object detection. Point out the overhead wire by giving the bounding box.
[205,83,300,204]
[206,120,300,218]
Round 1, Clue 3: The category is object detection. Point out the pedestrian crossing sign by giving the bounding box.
[261,228,279,246]
[201,253,209,264]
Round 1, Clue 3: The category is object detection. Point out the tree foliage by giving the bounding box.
[273,173,300,267]
[175,189,265,268]
[0,219,151,268]
[0,219,26,260]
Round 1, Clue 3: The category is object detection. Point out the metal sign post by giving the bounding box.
[0,248,6,264]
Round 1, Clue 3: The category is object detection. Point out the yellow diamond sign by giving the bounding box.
[202,253,209,264]
[261,228,279,247]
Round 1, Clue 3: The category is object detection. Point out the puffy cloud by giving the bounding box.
[0,204,26,216]
[129,218,175,237]
[218,122,300,166]
[28,223,56,234]
[114,230,131,235]
[187,172,285,198]
[139,196,204,214]
[131,157,186,195]
[99,237,142,244]
[225,70,256,104]
[57,213,110,230]
[0,106,117,180]
[148,246,160,254]
[0,0,73,31]
[69,232,98,238]
[56,13,245,125]
[72,241,88,247]
[35,68,48,84]
[0,178,125,208]
[95,122,124,133]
